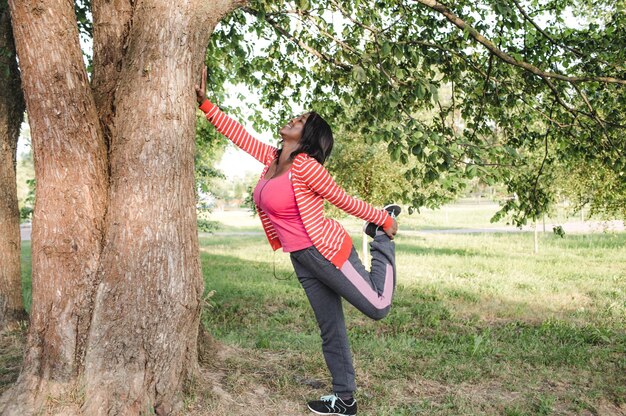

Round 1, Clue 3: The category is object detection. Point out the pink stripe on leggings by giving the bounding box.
[340,261,394,309]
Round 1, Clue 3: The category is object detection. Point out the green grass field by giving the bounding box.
[6,207,626,415]
[196,229,625,415]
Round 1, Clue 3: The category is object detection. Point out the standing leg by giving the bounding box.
[291,252,356,396]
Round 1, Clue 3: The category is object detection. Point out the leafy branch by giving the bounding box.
[242,7,352,71]
[413,0,626,86]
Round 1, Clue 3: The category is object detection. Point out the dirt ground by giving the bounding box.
[3,326,625,416]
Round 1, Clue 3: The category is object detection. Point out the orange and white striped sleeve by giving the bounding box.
[301,159,393,230]
[199,99,276,164]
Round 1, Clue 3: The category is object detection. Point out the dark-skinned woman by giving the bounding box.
[195,66,399,416]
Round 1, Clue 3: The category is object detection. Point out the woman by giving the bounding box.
[195,67,399,416]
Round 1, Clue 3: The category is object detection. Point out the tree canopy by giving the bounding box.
[11,0,626,224]
[204,0,625,224]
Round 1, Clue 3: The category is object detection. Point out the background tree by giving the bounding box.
[195,115,228,204]
[328,137,406,207]
[326,87,464,213]
[0,0,26,331]
[553,161,626,220]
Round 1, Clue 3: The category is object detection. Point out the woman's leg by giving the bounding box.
[294,236,396,321]
[291,252,356,396]
[349,234,396,300]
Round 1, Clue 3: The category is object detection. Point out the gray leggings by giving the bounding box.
[289,235,396,395]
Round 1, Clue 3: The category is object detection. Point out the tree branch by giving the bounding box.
[242,7,351,71]
[518,95,572,128]
[467,26,499,145]
[531,107,553,220]
[291,7,414,88]
[413,0,626,86]
[329,0,377,34]
[295,11,360,57]
[511,0,584,58]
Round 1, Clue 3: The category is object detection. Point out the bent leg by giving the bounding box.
[295,240,396,321]
[339,235,396,320]
[369,234,396,295]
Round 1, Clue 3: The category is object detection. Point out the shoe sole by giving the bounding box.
[383,204,401,218]
[362,221,378,237]
[307,404,355,416]
[362,204,401,238]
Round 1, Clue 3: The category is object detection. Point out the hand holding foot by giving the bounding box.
[384,218,398,239]
[364,204,401,239]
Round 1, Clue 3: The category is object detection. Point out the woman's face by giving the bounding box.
[279,113,310,143]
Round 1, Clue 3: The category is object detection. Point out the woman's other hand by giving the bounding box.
[384,218,398,240]
[194,65,207,105]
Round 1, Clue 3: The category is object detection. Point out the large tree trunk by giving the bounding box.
[82,1,215,413]
[0,1,27,330]
[2,1,244,415]
[1,0,109,413]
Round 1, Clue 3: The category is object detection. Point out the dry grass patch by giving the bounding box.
[0,326,25,396]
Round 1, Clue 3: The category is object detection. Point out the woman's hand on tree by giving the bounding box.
[384,219,398,240]
[194,65,207,105]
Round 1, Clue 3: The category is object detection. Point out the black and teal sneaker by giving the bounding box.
[307,394,357,415]
[363,204,401,238]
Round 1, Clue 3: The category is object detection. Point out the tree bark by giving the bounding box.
[91,0,133,149]
[0,1,27,331]
[83,1,211,413]
[2,0,245,414]
[1,0,109,413]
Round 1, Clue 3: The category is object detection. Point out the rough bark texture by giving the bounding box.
[0,1,27,330]
[2,0,245,414]
[91,0,133,149]
[83,1,211,413]
[1,0,109,413]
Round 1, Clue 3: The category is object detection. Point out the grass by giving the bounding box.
[6,206,626,415]
[196,230,625,415]
[20,241,32,314]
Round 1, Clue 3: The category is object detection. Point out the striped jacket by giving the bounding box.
[200,99,393,268]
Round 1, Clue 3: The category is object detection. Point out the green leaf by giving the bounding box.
[352,65,367,82]
[415,83,425,99]
[381,42,392,58]
[466,164,477,179]
[297,0,311,11]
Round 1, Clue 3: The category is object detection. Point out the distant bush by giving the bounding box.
[197,219,219,233]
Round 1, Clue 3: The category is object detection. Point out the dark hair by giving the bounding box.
[279,112,334,165]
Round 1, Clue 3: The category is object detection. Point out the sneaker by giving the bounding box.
[363,204,402,238]
[307,394,357,415]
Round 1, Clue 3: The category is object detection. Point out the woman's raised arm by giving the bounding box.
[195,66,276,164]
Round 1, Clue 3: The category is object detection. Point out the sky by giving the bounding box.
[215,121,268,180]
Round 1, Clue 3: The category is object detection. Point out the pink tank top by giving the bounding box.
[253,169,313,252]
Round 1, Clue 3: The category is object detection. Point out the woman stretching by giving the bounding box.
[195,67,399,416]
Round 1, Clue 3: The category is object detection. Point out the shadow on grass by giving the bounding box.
[199,249,626,391]
[0,328,25,396]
